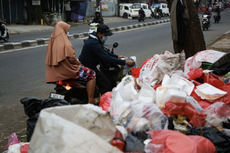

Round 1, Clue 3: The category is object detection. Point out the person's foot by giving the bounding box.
[88,98,99,105]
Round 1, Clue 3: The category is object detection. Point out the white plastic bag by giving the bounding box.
[184,50,225,75]
[138,51,185,87]
[109,75,138,120]
[29,105,121,153]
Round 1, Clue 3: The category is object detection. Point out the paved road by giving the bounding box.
[0,17,169,44]
[0,9,229,151]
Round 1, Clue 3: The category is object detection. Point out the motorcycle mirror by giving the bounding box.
[113,42,118,48]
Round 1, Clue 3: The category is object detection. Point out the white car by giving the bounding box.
[119,3,133,18]
[152,3,170,16]
[130,3,152,18]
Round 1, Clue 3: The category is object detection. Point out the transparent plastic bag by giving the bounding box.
[7,133,19,148]
[126,103,168,133]
[202,102,230,128]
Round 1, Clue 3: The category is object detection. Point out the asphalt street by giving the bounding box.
[0,9,229,151]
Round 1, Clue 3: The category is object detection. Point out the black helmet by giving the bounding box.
[95,11,101,15]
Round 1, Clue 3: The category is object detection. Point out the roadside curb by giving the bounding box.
[0,19,170,52]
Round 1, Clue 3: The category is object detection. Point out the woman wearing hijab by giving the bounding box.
[46,21,96,104]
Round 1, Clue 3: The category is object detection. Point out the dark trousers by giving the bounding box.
[95,66,120,95]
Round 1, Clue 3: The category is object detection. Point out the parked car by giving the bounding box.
[129,3,152,18]
[119,3,133,18]
[151,3,170,16]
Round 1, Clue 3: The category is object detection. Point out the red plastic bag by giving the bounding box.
[146,130,216,153]
[203,73,225,88]
[111,129,125,151]
[99,92,112,112]
[131,67,140,78]
[187,69,203,80]
[162,101,207,127]
[20,144,29,153]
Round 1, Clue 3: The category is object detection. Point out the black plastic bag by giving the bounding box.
[42,98,69,109]
[186,127,230,153]
[21,97,69,142]
[124,132,145,152]
[20,97,43,118]
[26,113,39,142]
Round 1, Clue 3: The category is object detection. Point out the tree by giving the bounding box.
[166,0,206,58]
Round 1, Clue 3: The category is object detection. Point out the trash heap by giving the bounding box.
[5,50,230,153]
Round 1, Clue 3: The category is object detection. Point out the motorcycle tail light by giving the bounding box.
[58,80,63,85]
[65,84,72,90]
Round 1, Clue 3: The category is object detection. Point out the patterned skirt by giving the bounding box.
[74,66,96,81]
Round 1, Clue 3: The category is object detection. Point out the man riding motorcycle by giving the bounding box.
[138,8,145,19]
[90,11,104,25]
[79,24,134,95]
[202,8,212,24]
[0,18,7,38]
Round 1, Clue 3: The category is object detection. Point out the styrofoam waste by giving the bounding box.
[162,74,194,95]
[195,83,227,101]
[156,86,187,108]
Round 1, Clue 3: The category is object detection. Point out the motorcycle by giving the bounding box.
[138,14,145,22]
[213,13,221,23]
[202,14,211,31]
[154,12,161,19]
[49,43,120,105]
[0,23,9,42]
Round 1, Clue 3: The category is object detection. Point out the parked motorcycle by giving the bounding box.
[213,13,221,23]
[202,14,211,31]
[0,23,9,42]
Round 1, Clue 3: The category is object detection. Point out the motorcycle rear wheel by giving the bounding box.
[3,33,9,42]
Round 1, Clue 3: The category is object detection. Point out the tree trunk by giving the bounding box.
[167,0,206,59]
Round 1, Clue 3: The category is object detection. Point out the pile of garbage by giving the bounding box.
[5,50,230,153]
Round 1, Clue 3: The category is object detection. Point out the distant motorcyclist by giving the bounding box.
[215,6,220,14]
[0,18,7,38]
[138,8,145,18]
[203,8,211,23]
[91,11,104,25]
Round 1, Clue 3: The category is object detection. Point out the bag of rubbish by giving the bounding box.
[138,51,185,87]
[127,102,168,133]
[99,92,112,112]
[29,105,120,153]
[8,143,30,153]
[124,132,145,152]
[7,133,19,148]
[184,50,225,75]
[146,130,216,153]
[109,75,138,121]
[186,127,230,153]
[111,128,125,151]
[203,72,225,89]
[162,101,207,127]
[41,98,69,108]
[20,97,43,118]
[202,102,230,130]
[207,51,230,75]
[26,113,39,142]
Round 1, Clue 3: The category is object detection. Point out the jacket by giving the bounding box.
[79,32,126,70]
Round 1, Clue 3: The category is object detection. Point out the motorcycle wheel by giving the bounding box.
[4,33,9,42]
